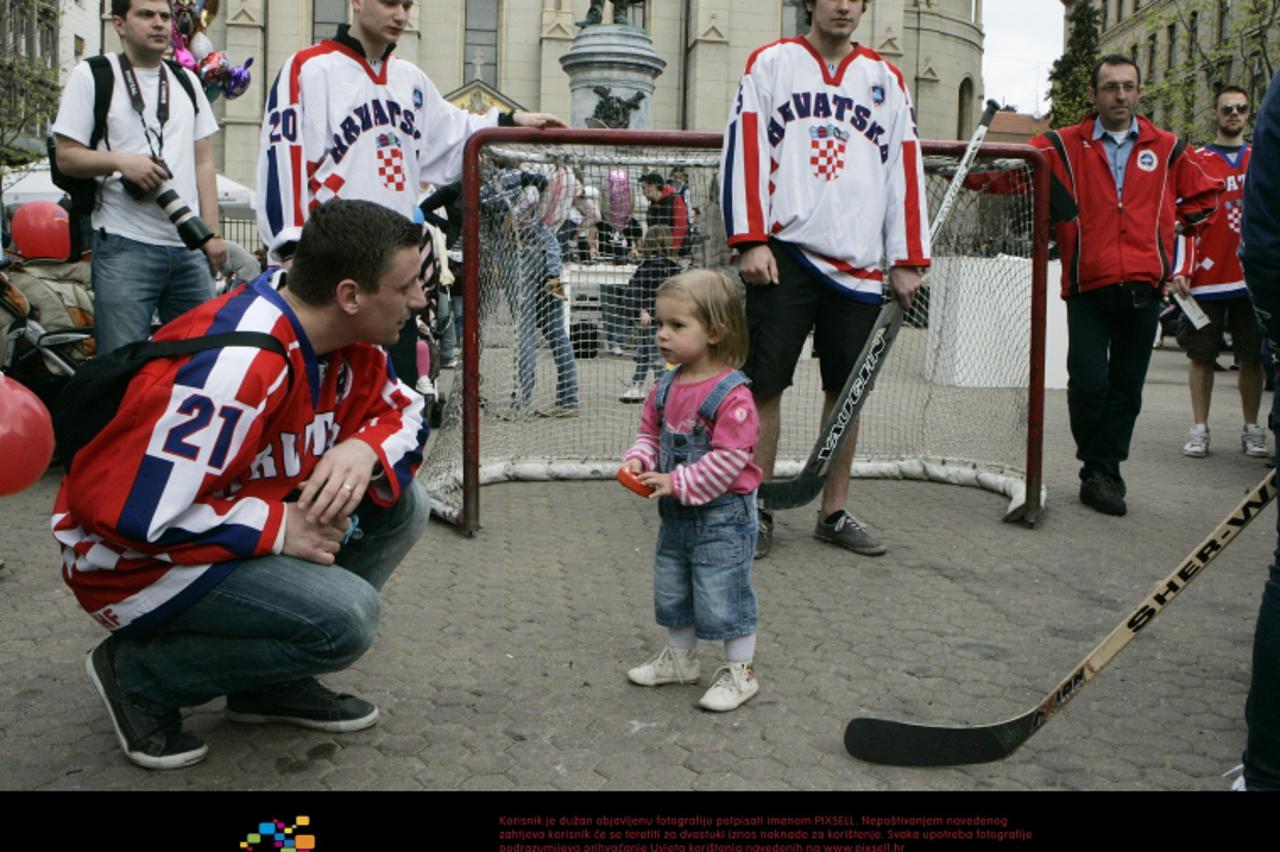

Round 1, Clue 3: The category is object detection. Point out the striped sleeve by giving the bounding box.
[670,448,751,506]
[881,67,932,268]
[623,389,662,471]
[351,352,428,506]
[720,65,771,247]
[257,48,333,254]
[1175,233,1197,279]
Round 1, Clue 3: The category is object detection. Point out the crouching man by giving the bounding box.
[53,199,430,769]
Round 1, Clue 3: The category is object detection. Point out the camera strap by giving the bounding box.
[117,52,167,159]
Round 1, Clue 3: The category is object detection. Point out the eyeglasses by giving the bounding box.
[1098,81,1139,93]
[1219,104,1250,115]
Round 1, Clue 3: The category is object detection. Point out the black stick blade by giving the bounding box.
[844,712,1039,767]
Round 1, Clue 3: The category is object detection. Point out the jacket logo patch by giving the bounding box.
[809,124,850,181]
[1136,149,1158,172]
[871,84,885,106]
[413,88,424,108]
[375,132,407,192]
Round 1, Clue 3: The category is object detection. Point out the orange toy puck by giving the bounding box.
[617,466,655,497]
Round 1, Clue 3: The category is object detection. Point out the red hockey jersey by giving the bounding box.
[1186,143,1250,301]
[52,275,427,635]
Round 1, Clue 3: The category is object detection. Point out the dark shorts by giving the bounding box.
[1176,295,1263,363]
[741,240,881,399]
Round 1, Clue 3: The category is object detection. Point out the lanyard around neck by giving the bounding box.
[117,52,168,158]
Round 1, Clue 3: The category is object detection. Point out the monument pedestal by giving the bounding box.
[559,25,666,129]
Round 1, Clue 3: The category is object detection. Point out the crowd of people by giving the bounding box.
[2,0,1277,788]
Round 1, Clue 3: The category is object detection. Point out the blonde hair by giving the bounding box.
[638,225,677,259]
[656,267,749,368]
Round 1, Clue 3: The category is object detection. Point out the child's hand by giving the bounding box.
[639,309,652,327]
[621,458,644,474]
[638,471,672,498]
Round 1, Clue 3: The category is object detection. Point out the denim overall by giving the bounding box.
[651,368,758,640]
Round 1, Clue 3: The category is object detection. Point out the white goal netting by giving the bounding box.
[420,132,1047,532]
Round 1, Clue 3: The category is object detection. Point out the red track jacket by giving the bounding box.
[1030,114,1221,299]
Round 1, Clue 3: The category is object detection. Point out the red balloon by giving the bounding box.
[0,375,55,495]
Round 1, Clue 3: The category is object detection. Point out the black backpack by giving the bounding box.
[47,55,201,219]
[53,332,288,475]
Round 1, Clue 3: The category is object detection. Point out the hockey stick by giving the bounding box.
[758,99,1002,511]
[844,469,1277,766]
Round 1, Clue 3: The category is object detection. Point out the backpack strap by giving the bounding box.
[653,366,680,418]
[87,55,114,151]
[696,370,751,423]
[141,331,285,361]
[162,59,201,116]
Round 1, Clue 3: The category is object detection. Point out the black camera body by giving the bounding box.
[121,156,215,251]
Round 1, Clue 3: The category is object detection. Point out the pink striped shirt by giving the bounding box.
[624,371,761,505]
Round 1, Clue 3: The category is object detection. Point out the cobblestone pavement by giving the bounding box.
[1,348,1273,791]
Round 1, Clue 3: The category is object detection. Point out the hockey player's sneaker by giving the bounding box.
[698,661,759,711]
[1243,424,1269,458]
[414,375,437,399]
[226,677,379,732]
[1184,424,1210,457]
[626,646,700,687]
[86,638,208,770]
[814,510,886,556]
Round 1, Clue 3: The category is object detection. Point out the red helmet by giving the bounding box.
[12,200,71,261]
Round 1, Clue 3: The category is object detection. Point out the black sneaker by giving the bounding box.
[85,638,208,770]
[814,509,887,556]
[1079,472,1126,516]
[226,677,379,732]
[755,509,773,560]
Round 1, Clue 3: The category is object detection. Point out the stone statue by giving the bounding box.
[590,86,646,128]
[577,0,636,29]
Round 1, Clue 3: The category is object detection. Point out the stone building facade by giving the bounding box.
[1062,0,1279,142]
[96,1,987,192]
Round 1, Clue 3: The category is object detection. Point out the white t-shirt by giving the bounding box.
[52,55,218,247]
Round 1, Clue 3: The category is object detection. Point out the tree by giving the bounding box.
[1144,0,1280,141]
[1048,1,1102,128]
[0,0,62,170]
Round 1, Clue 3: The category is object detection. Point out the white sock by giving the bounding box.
[724,633,756,663]
[668,625,696,651]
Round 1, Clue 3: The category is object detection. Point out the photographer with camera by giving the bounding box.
[51,0,226,356]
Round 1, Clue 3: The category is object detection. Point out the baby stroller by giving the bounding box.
[0,202,95,412]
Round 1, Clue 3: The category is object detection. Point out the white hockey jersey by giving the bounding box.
[258,27,498,252]
[720,39,931,302]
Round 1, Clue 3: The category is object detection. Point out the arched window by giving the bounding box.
[957,78,975,140]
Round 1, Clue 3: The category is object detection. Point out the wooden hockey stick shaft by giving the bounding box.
[845,469,1277,766]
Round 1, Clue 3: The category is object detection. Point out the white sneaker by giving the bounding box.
[414,375,437,398]
[697,661,759,711]
[1243,424,1269,458]
[1183,424,1210,457]
[619,382,646,403]
[626,646,700,687]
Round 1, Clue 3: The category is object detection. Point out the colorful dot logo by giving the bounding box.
[240,816,314,850]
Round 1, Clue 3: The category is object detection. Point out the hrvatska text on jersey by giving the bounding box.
[763,90,895,163]
[267,97,424,168]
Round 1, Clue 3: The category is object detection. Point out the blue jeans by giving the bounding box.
[632,326,660,383]
[653,493,758,640]
[600,282,629,349]
[438,291,463,361]
[113,481,429,717]
[91,230,214,355]
[514,284,578,408]
[1243,398,1280,789]
[1065,288,1160,482]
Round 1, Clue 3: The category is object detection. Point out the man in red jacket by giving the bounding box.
[1031,55,1220,516]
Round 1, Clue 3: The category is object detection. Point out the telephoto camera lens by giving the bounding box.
[120,159,214,250]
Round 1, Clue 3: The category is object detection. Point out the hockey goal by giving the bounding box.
[420,128,1050,534]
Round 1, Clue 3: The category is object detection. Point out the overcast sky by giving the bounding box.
[982,0,1066,116]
